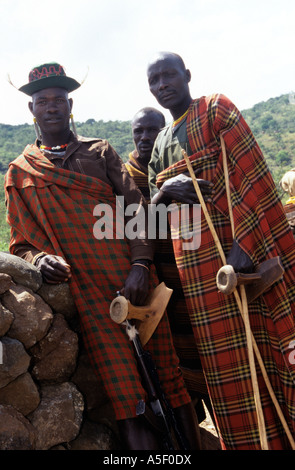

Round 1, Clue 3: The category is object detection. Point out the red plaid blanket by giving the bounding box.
[156,95,295,449]
[5,145,190,420]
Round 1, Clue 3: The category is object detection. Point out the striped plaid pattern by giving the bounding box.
[5,145,190,420]
[125,157,204,389]
[284,203,295,236]
[124,151,150,201]
[156,95,295,449]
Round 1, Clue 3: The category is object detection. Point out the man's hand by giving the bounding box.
[226,240,254,273]
[151,173,213,206]
[37,255,71,284]
[121,264,150,306]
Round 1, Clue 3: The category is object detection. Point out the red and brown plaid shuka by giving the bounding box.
[5,145,190,421]
[156,95,295,449]
[126,153,206,396]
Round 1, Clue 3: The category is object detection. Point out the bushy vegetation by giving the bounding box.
[0,119,134,174]
[242,94,295,186]
[1,93,295,251]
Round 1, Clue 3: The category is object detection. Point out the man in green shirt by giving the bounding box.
[146,51,295,450]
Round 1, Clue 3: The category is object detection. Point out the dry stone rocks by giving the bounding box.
[37,281,77,324]
[0,337,31,388]
[30,313,78,383]
[0,251,220,451]
[0,273,13,294]
[2,285,53,348]
[0,372,40,416]
[0,404,36,450]
[67,418,121,450]
[0,252,42,291]
[0,300,13,336]
[28,382,84,450]
[0,251,118,450]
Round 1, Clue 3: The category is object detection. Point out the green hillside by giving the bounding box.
[241,94,295,187]
[1,93,295,251]
[0,119,134,174]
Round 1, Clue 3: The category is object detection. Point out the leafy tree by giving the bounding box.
[275,150,291,166]
[260,113,278,132]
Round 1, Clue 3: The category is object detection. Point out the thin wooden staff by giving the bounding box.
[220,136,268,450]
[182,147,295,450]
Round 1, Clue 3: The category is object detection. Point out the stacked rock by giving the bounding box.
[0,252,120,450]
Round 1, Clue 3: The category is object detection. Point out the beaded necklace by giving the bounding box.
[40,143,68,151]
[172,108,189,128]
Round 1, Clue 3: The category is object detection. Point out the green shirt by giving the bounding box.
[148,118,193,198]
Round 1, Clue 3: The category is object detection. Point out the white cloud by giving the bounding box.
[1,0,295,125]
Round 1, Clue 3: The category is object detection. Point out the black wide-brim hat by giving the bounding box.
[19,62,81,96]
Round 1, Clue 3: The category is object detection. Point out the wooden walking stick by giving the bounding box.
[220,136,268,450]
[240,284,268,449]
[182,145,295,450]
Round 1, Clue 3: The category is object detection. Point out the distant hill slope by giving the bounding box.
[241,93,295,189]
[1,94,295,188]
[0,119,134,174]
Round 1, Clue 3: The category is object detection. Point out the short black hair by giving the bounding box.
[147,51,187,73]
[132,107,165,128]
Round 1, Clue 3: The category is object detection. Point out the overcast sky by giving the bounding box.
[1,0,295,125]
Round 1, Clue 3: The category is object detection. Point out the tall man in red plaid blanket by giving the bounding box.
[147,51,295,450]
[4,62,201,450]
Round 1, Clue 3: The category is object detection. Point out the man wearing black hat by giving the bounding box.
[4,63,201,450]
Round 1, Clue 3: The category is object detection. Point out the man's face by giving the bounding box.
[132,112,164,164]
[29,87,73,137]
[147,56,191,111]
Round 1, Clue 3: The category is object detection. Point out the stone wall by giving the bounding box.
[0,252,121,450]
[0,252,221,451]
